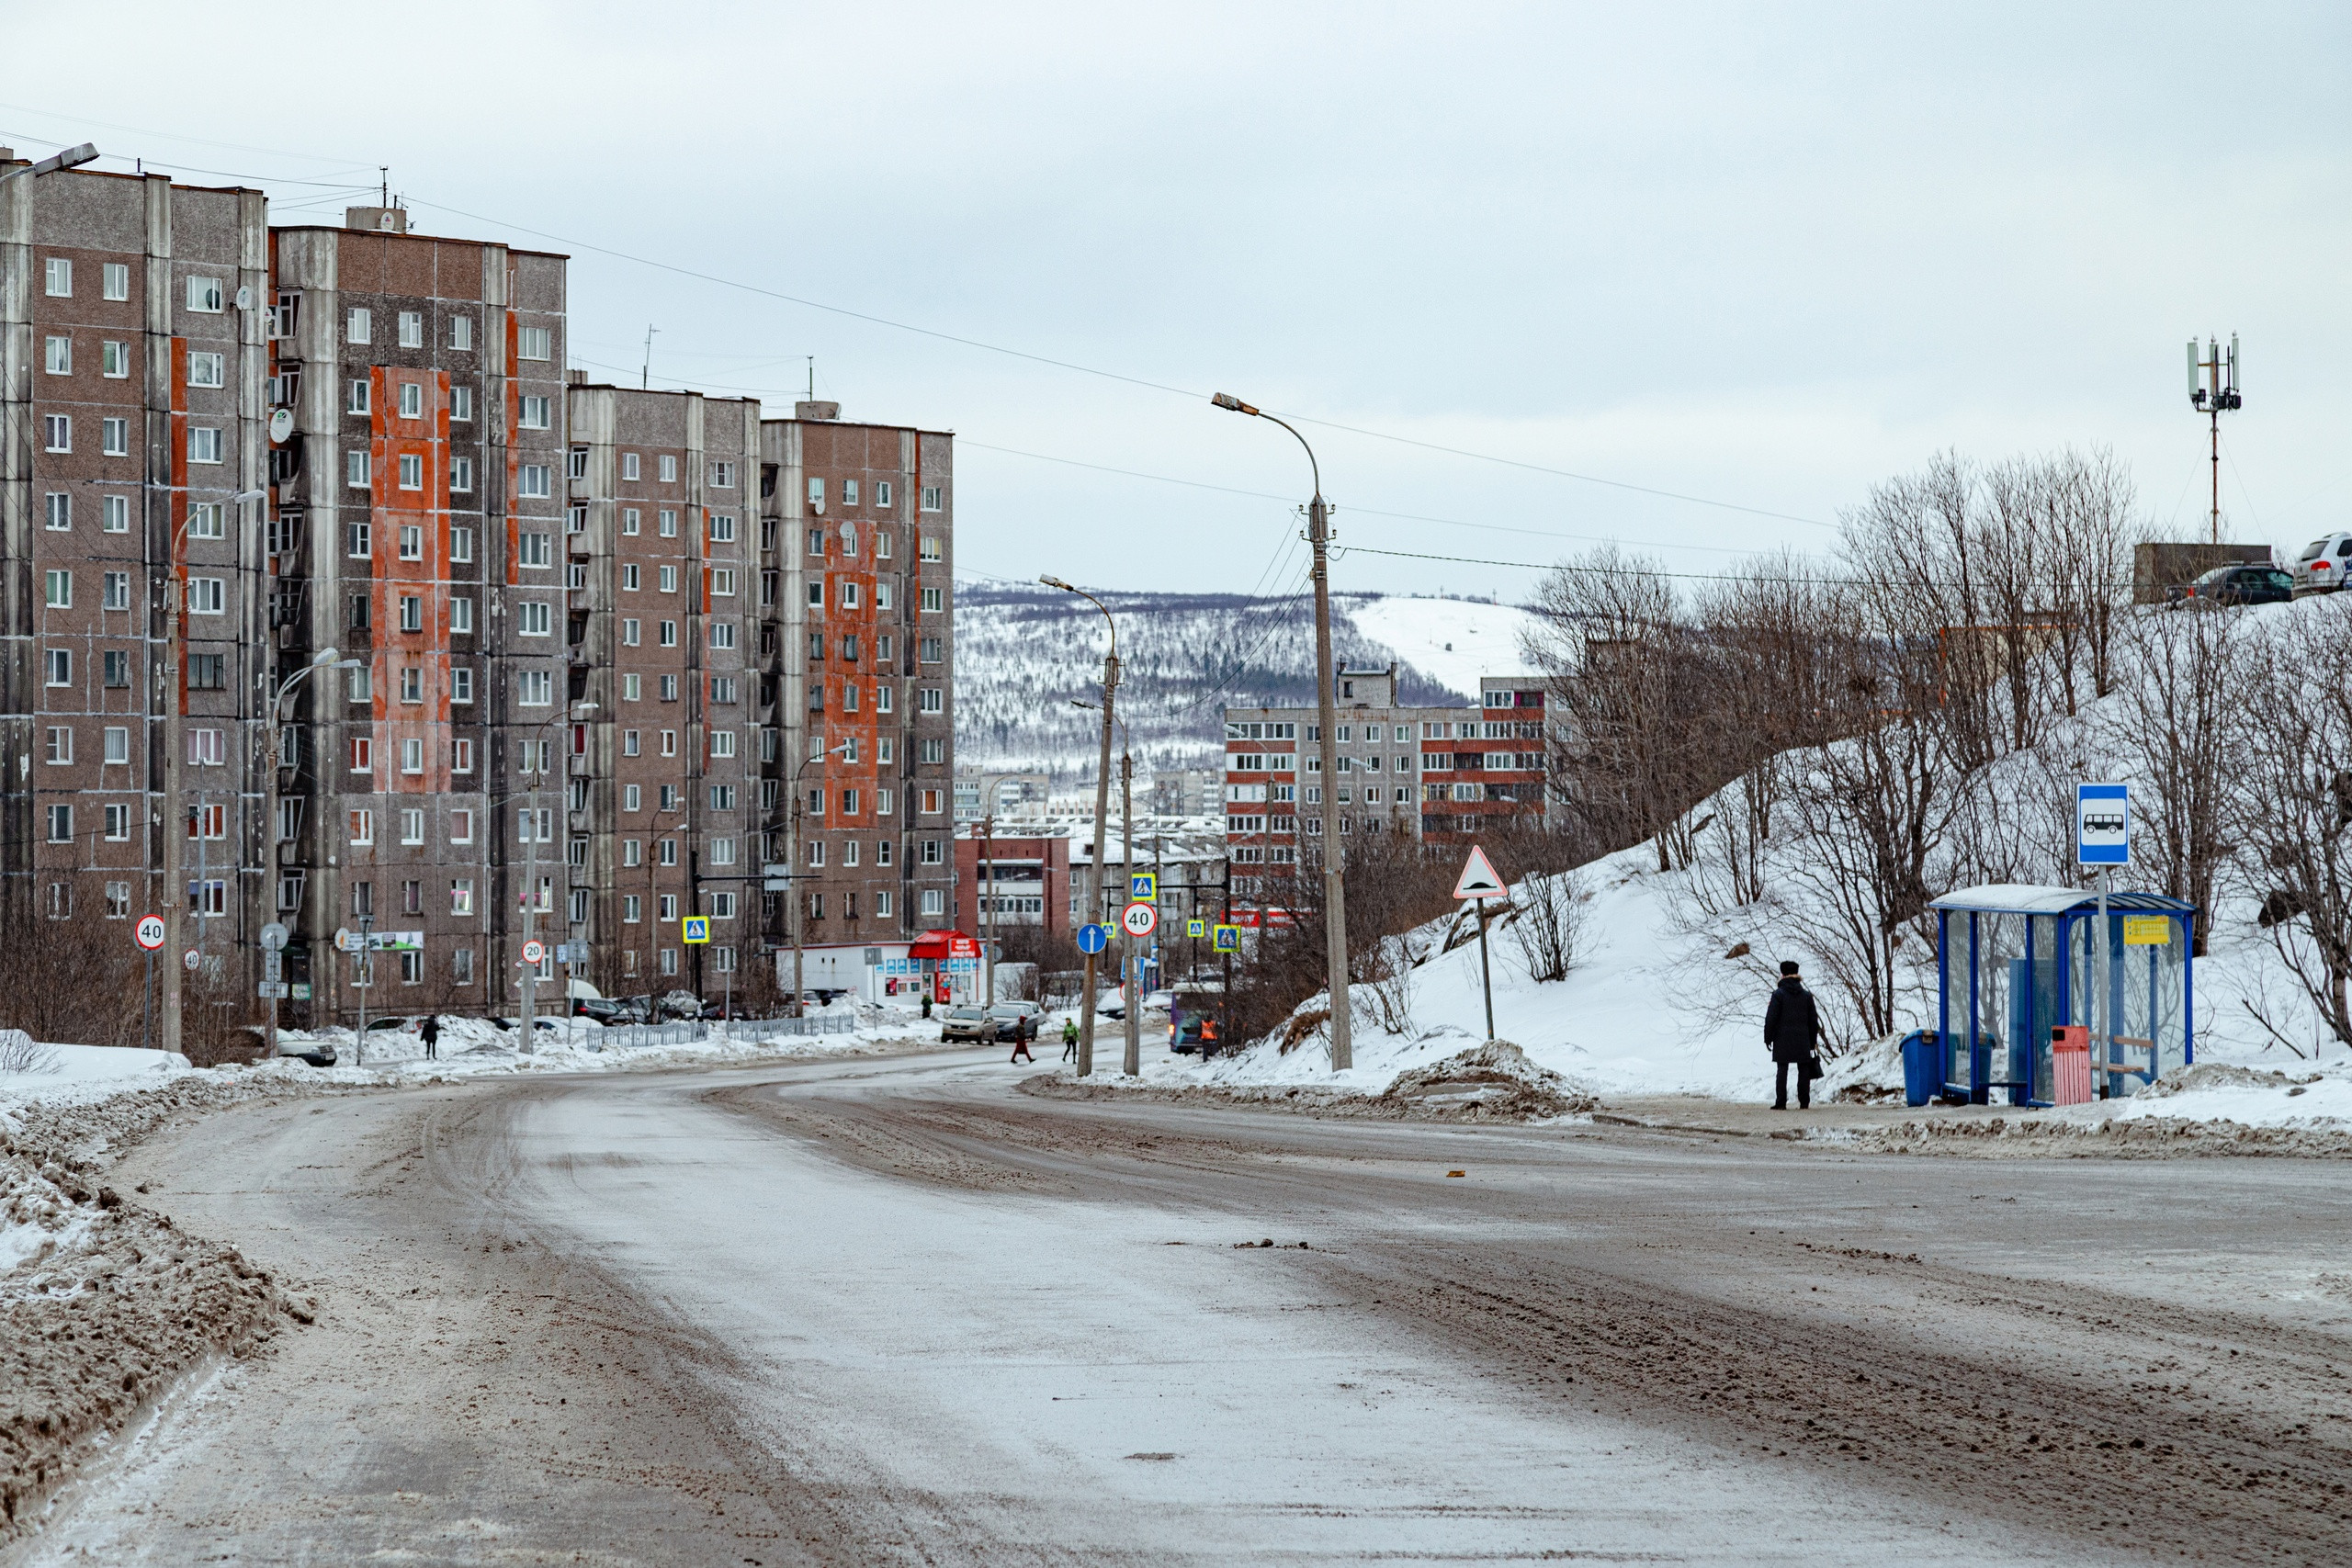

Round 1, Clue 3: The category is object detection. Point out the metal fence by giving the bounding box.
[729,1013,858,1043]
[592,1013,858,1052]
[596,1021,709,1051]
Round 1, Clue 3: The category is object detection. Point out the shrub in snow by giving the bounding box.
[0,1029,57,1076]
[1510,869,1588,982]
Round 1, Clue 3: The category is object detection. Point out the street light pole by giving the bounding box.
[264,648,358,1064]
[1211,394,1351,1070]
[789,739,854,1018]
[517,700,596,1050]
[1043,577,1118,1077]
[971,770,1024,1007]
[1121,747,1139,1077]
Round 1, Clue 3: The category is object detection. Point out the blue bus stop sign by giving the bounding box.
[1076,922,1110,955]
[2076,783,2130,866]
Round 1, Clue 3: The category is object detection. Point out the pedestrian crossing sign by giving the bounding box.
[1213,924,1240,953]
[1130,871,1157,901]
[1187,919,1206,939]
[681,916,710,944]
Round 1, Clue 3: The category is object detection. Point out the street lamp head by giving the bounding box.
[332,660,364,671]
[311,646,341,665]
[231,489,267,505]
[1211,392,1260,417]
[1039,574,1072,592]
[1071,699,1098,711]
[26,142,99,178]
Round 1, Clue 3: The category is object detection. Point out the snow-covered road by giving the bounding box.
[22,1049,2352,1564]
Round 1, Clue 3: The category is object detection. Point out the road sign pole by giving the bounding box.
[2096,864,2111,1096]
[144,950,153,1055]
[1476,896,1496,1043]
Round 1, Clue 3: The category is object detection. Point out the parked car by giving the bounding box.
[487,1015,560,1033]
[2181,563,2292,606]
[983,1002,1042,1043]
[571,996,630,1026]
[939,1005,995,1043]
[2290,532,2352,597]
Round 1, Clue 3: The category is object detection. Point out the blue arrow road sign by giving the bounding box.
[1076,922,1110,955]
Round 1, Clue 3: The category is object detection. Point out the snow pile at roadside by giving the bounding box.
[260,1001,936,1083]
[1,1071,315,1543]
[2097,1060,2352,1131]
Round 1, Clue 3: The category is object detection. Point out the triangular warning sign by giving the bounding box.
[1452,845,1506,900]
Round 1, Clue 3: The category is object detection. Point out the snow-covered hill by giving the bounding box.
[954,583,1534,779]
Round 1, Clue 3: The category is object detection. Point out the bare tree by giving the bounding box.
[1509,868,1588,983]
[2103,604,2247,954]
[2235,611,2352,1047]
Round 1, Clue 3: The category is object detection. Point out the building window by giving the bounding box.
[349,809,374,845]
[921,486,943,513]
[451,666,473,704]
[921,888,945,916]
[919,687,944,714]
[521,395,551,430]
[187,653,225,689]
[102,339,129,378]
[347,450,370,489]
[187,276,224,312]
[43,725,73,764]
[517,668,553,705]
[399,380,423,419]
[44,257,72,296]
[101,261,128,299]
[103,418,131,456]
[44,334,70,375]
[400,666,424,704]
[517,325,551,360]
[451,385,473,422]
[103,494,130,532]
[396,310,424,348]
[708,623,736,650]
[451,456,473,492]
[451,526,473,563]
[188,351,225,389]
[188,577,224,615]
[44,492,70,530]
[658,509,678,538]
[519,532,552,567]
[519,464,551,499]
[658,620,677,648]
[43,569,72,609]
[921,586,944,614]
[42,414,69,453]
[347,307,372,344]
[710,461,736,489]
[187,501,225,539]
[398,454,423,490]
[709,513,737,544]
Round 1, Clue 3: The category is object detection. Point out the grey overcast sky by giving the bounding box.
[6,3,2346,600]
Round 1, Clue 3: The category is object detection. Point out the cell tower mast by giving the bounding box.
[2186,334,2242,546]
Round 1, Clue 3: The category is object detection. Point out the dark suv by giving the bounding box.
[2183,563,2292,606]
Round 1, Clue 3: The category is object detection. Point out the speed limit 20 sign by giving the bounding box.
[134,915,166,952]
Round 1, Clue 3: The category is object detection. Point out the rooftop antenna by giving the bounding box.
[379,166,389,208]
[807,355,815,403]
[641,324,658,389]
[2186,334,2243,546]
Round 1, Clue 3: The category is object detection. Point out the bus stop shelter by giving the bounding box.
[1927,885,2196,1106]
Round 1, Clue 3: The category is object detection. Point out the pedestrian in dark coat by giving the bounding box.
[419,1014,440,1062]
[1762,961,1820,1110]
[1010,1013,1035,1065]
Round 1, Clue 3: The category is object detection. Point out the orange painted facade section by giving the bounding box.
[367,365,454,794]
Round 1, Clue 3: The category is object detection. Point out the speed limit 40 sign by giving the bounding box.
[134,915,166,952]
[1121,901,1159,939]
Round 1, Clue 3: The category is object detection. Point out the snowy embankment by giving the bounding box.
[1066,599,2352,1148]
[0,1005,922,1540]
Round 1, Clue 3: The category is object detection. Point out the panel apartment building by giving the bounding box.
[1220,665,1548,914]
[3,154,956,1040]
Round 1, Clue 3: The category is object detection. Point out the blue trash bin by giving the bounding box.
[1899,1030,1939,1107]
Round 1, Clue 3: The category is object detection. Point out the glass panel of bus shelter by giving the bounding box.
[1943,913,1973,1088]
[2025,914,2059,1101]
[2152,922,2188,1077]
[1975,912,2027,1094]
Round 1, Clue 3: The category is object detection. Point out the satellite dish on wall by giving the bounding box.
[269,408,294,445]
[235,286,254,310]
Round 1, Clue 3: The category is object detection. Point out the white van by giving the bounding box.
[2290,532,2352,597]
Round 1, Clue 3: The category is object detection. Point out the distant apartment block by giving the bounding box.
[3,154,956,1034]
[1220,664,1547,911]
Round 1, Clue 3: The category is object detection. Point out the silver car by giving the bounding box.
[2290,532,2352,597]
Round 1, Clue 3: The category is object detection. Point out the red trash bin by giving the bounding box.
[2052,1025,2092,1105]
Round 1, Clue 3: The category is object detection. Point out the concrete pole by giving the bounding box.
[1307,492,1353,1070]
[161,526,184,1059]
[518,787,539,1051]
[1078,651,1118,1077]
[1122,750,1139,1077]
[981,812,995,1006]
